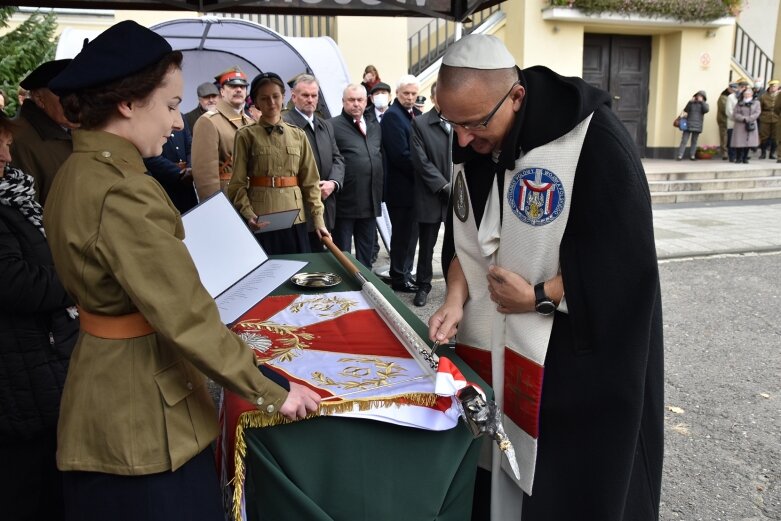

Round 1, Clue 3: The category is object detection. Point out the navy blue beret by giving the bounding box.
[250,72,284,99]
[49,21,172,96]
[20,59,72,90]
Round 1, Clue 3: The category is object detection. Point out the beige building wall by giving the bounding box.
[334,16,408,96]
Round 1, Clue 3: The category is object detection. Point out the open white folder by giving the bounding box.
[181,193,307,325]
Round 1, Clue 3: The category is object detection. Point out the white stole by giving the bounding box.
[452,114,592,517]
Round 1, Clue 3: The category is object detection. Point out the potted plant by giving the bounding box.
[695,145,719,159]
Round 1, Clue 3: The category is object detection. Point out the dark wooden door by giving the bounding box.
[583,34,651,155]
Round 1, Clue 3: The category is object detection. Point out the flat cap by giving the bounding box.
[442,34,515,70]
[370,82,391,94]
[250,71,284,99]
[49,21,172,96]
[196,82,219,97]
[20,59,72,90]
[216,66,249,86]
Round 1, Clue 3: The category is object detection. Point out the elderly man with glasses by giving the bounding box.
[428,35,664,521]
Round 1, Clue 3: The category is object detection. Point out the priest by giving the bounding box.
[428,35,664,521]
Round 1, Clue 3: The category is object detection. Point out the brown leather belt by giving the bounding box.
[250,176,298,188]
[77,306,154,339]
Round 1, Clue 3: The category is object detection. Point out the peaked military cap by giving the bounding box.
[21,59,72,90]
[216,67,249,86]
[49,21,172,96]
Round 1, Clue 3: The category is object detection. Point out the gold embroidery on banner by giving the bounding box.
[234,320,314,363]
[311,357,407,391]
[288,294,359,318]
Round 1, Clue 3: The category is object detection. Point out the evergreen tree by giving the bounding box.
[0,7,58,115]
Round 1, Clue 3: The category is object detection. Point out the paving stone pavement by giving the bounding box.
[377,159,781,289]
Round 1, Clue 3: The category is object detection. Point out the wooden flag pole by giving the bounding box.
[321,235,439,373]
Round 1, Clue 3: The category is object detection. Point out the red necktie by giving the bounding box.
[354,119,365,136]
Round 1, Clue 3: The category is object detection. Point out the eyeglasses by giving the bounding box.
[439,81,520,131]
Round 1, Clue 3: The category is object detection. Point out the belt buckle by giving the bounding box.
[271,176,277,188]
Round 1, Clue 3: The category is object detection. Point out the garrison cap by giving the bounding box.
[250,71,284,99]
[20,59,72,90]
[369,82,391,94]
[196,82,219,97]
[49,21,172,96]
[736,77,749,85]
[216,66,249,86]
[442,34,515,70]
[768,79,780,87]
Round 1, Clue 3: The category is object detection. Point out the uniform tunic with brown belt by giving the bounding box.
[43,129,287,476]
[227,120,325,230]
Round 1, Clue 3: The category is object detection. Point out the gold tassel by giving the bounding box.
[229,392,439,518]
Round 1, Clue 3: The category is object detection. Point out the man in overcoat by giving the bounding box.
[330,84,384,268]
[381,75,423,292]
[191,66,252,201]
[283,74,345,250]
[409,81,451,306]
[10,59,75,204]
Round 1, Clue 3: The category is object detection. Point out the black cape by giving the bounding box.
[444,66,664,520]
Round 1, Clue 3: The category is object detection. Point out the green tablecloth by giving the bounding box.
[237,252,489,521]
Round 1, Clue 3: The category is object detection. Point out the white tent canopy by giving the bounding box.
[55,17,351,118]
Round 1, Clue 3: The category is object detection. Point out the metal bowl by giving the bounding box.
[290,272,342,288]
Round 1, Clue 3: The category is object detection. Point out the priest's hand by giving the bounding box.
[279,382,321,420]
[487,265,534,313]
[428,301,464,345]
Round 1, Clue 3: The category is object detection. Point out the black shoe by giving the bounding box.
[722,156,729,160]
[413,289,429,307]
[742,159,749,164]
[770,154,777,160]
[759,151,767,159]
[391,281,419,293]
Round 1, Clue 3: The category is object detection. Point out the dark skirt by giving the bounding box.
[62,448,224,521]
[257,221,311,255]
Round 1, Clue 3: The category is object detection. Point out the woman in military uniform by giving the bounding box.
[228,72,328,255]
[43,21,320,520]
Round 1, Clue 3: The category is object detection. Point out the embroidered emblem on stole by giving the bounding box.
[507,168,565,226]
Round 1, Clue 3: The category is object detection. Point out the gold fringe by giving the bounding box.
[230,393,438,519]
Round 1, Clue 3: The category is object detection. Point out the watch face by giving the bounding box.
[536,300,556,316]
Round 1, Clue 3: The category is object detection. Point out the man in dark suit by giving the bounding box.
[381,75,422,292]
[409,82,451,306]
[329,84,384,268]
[283,74,345,251]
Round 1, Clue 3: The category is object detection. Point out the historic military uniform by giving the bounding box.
[228,119,325,253]
[758,79,778,159]
[191,98,252,200]
[45,22,289,521]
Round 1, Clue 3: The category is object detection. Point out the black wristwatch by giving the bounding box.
[534,282,556,316]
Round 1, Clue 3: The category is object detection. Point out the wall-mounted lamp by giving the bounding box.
[705,29,717,38]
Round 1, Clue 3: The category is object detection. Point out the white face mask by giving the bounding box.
[372,93,389,109]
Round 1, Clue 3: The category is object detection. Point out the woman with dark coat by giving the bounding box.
[677,90,709,160]
[732,87,762,163]
[0,111,79,520]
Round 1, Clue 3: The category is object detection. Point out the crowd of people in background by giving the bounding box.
[674,76,779,164]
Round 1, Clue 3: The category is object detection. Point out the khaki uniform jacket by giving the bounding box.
[191,99,252,201]
[43,130,287,476]
[759,91,778,124]
[227,120,325,230]
[10,99,73,205]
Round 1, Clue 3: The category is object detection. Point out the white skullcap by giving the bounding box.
[441,34,516,69]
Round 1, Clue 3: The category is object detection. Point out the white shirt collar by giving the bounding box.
[295,106,315,128]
